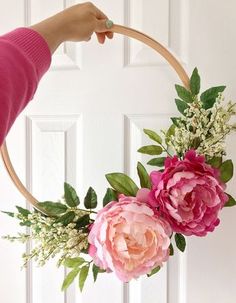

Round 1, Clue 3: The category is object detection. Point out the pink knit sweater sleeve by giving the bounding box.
[0,28,51,146]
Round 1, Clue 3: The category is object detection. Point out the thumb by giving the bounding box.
[95,19,113,33]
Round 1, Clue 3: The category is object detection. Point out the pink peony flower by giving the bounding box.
[88,193,171,282]
[149,150,228,236]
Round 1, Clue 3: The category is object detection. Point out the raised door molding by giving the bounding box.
[124,0,189,67]
[25,115,82,303]
[124,114,187,303]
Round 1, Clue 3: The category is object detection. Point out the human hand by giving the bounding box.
[30,2,114,53]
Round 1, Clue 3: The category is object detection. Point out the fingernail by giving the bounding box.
[106,19,114,29]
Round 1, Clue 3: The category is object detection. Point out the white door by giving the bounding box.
[1,1,236,303]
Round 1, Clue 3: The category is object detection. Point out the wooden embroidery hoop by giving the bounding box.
[0,24,190,212]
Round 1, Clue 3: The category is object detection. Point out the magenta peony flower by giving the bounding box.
[88,192,171,282]
[149,150,228,236]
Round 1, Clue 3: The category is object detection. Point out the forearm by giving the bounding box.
[29,15,65,54]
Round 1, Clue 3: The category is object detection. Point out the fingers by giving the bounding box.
[96,32,106,44]
[105,31,114,39]
[95,31,113,44]
[95,18,113,33]
[94,18,114,44]
[88,3,114,44]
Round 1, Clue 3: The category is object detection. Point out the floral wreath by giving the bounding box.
[1,26,236,292]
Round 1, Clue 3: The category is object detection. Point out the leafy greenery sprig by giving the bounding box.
[136,68,236,207]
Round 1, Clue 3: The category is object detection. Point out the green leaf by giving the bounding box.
[171,117,180,127]
[106,173,139,196]
[79,265,89,292]
[84,187,97,209]
[169,243,174,256]
[175,233,186,252]
[137,145,163,156]
[147,266,161,277]
[137,162,151,189]
[92,264,106,282]
[16,206,31,217]
[220,160,234,183]
[92,264,99,282]
[37,202,68,216]
[75,215,90,229]
[64,182,80,207]
[55,211,75,226]
[147,157,166,167]
[143,129,162,144]
[175,99,189,115]
[224,194,236,207]
[64,257,86,268]
[1,211,14,217]
[61,267,80,291]
[165,124,176,145]
[207,157,222,168]
[200,86,226,109]
[175,84,193,103]
[20,221,32,227]
[103,188,118,207]
[190,67,200,95]
[202,98,216,109]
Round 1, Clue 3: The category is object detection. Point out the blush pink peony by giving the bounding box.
[148,150,228,236]
[88,193,171,282]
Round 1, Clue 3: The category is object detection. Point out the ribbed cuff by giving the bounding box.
[1,27,51,80]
